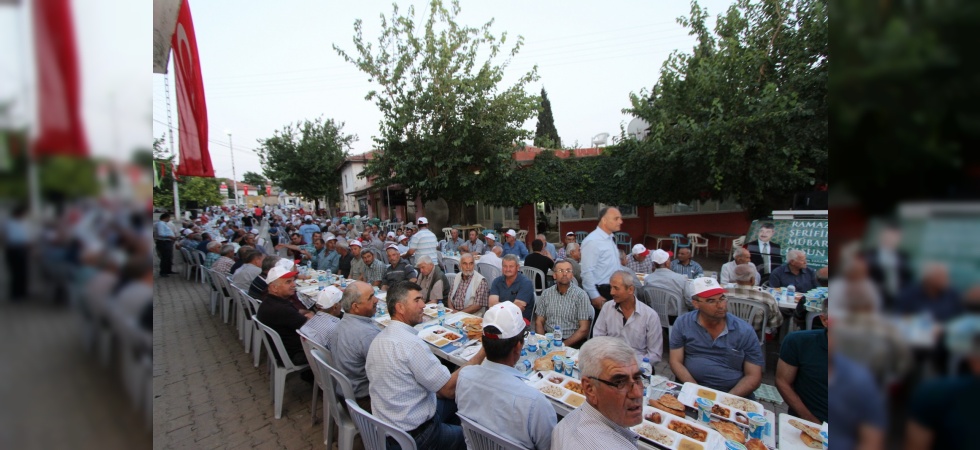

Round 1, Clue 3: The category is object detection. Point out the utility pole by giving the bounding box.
[226,130,238,206]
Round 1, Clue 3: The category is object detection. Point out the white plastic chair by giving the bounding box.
[314,349,360,450]
[519,266,547,296]
[253,315,310,419]
[345,398,417,450]
[726,297,767,345]
[458,413,526,450]
[642,286,681,334]
[446,273,457,287]
[298,330,332,427]
[516,229,528,243]
[477,262,502,282]
[246,296,264,367]
[729,236,746,262]
[444,258,461,275]
[687,233,709,257]
[232,286,256,351]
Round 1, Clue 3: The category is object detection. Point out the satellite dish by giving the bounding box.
[627,118,651,140]
[592,132,610,147]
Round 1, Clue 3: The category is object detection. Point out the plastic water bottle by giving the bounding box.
[437,301,445,318]
[527,332,538,354]
[516,348,532,375]
[640,357,652,385]
[786,285,796,303]
[325,269,332,283]
[553,326,562,346]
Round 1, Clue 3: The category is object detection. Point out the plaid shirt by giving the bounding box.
[671,260,704,278]
[204,252,221,269]
[725,286,785,331]
[449,272,490,311]
[534,284,593,335]
[363,260,385,285]
[211,256,235,275]
[626,255,653,274]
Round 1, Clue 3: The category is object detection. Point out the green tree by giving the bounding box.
[255,117,354,214]
[153,137,225,210]
[334,0,540,224]
[242,171,267,187]
[534,87,562,148]
[625,0,827,218]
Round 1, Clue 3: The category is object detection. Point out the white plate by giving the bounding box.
[418,326,464,347]
[532,378,586,409]
[678,383,763,424]
[778,414,821,450]
[633,405,724,450]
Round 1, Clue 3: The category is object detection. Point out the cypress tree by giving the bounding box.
[534,87,562,148]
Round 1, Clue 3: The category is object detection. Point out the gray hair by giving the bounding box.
[787,249,805,262]
[565,243,579,252]
[734,247,749,259]
[336,240,349,251]
[734,263,758,283]
[580,336,636,379]
[416,255,433,266]
[502,254,520,265]
[492,246,503,256]
[340,283,363,313]
[206,241,221,251]
[610,270,637,289]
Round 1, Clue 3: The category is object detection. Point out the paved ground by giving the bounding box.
[153,268,325,450]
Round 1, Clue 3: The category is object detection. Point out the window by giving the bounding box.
[653,197,742,215]
[557,203,637,220]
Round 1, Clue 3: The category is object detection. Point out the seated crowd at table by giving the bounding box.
[162,208,833,450]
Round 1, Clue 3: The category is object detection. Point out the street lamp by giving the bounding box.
[226,129,238,206]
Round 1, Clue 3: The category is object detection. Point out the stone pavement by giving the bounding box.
[153,270,325,449]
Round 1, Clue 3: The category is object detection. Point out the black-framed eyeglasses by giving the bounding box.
[587,375,645,392]
[696,295,728,305]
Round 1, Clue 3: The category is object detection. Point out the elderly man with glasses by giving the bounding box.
[552,336,644,449]
[669,277,764,398]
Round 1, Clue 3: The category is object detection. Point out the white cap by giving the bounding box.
[385,243,400,251]
[631,243,649,257]
[182,229,193,235]
[690,277,727,299]
[482,302,529,340]
[304,215,312,220]
[349,240,362,247]
[264,266,298,284]
[316,286,343,310]
[386,231,396,239]
[397,234,408,242]
[565,231,575,236]
[249,229,259,235]
[417,217,428,225]
[324,232,337,241]
[651,249,670,265]
[485,233,496,241]
[275,258,295,271]
[505,229,517,237]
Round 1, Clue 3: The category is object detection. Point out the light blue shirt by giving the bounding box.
[154,220,176,240]
[669,311,765,392]
[366,320,451,430]
[457,360,556,450]
[298,223,321,246]
[544,242,558,260]
[580,228,620,299]
[502,240,529,260]
[327,313,381,398]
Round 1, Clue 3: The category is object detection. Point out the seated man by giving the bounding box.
[232,250,264,291]
[594,270,663,364]
[457,229,485,255]
[536,233,558,260]
[347,240,367,282]
[556,232,576,261]
[479,243,504,270]
[645,249,691,315]
[720,247,760,285]
[211,244,237,275]
[440,228,464,253]
[552,336,644,449]
[447,253,490,315]
[895,262,962,322]
[298,286,344,349]
[769,249,819,293]
[256,266,313,366]
[360,249,385,287]
[203,241,222,268]
[776,298,829,424]
[366,282,486,450]
[327,281,381,411]
[457,302,556,450]
[535,260,593,348]
[248,256,280,299]
[381,244,418,290]
[564,242,582,285]
[416,255,449,304]
[523,239,555,291]
[489,255,536,322]
[726,264,783,334]
[669,277,764,397]
[483,233,503,255]
[670,247,704,279]
[501,229,529,260]
[626,244,653,274]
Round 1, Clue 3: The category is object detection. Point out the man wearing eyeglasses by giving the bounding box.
[552,336,644,449]
[669,277,764,398]
[594,270,663,364]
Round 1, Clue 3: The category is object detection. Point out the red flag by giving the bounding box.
[244,185,248,196]
[31,0,89,158]
[171,0,214,177]
[266,184,271,196]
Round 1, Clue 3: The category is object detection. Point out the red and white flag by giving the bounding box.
[171,0,214,177]
[31,0,89,158]
[243,185,248,196]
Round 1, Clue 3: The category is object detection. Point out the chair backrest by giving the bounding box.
[458,413,526,450]
[444,258,461,275]
[642,286,680,332]
[476,263,502,282]
[519,266,547,296]
[687,233,708,245]
[204,267,221,292]
[726,297,766,345]
[442,227,454,242]
[298,329,326,394]
[574,231,589,244]
[345,398,417,450]
[516,229,528,242]
[613,231,632,245]
[732,235,746,248]
[446,273,457,287]
[669,233,690,246]
[253,315,306,370]
[192,249,207,266]
[235,286,259,317]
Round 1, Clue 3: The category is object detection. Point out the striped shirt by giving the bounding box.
[534,284,593,336]
[670,260,704,279]
[327,313,382,398]
[366,320,451,430]
[212,256,235,275]
[551,402,639,450]
[349,256,367,282]
[299,312,342,349]
[364,260,385,285]
[382,260,418,288]
[409,228,439,263]
[204,252,221,269]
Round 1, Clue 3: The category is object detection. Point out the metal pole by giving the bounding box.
[227,131,238,206]
[164,73,180,220]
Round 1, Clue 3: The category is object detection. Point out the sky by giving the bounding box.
[2,0,736,181]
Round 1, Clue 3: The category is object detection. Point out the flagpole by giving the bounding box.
[17,0,41,222]
[164,73,181,221]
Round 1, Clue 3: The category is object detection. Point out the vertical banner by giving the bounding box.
[171,0,214,177]
[266,184,271,196]
[31,0,89,158]
[219,182,228,196]
[243,185,248,196]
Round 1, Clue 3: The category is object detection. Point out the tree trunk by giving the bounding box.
[314,198,320,215]
[446,199,466,226]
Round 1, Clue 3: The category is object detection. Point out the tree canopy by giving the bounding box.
[534,87,562,149]
[242,171,267,187]
[623,0,827,218]
[334,0,540,223]
[255,117,354,213]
